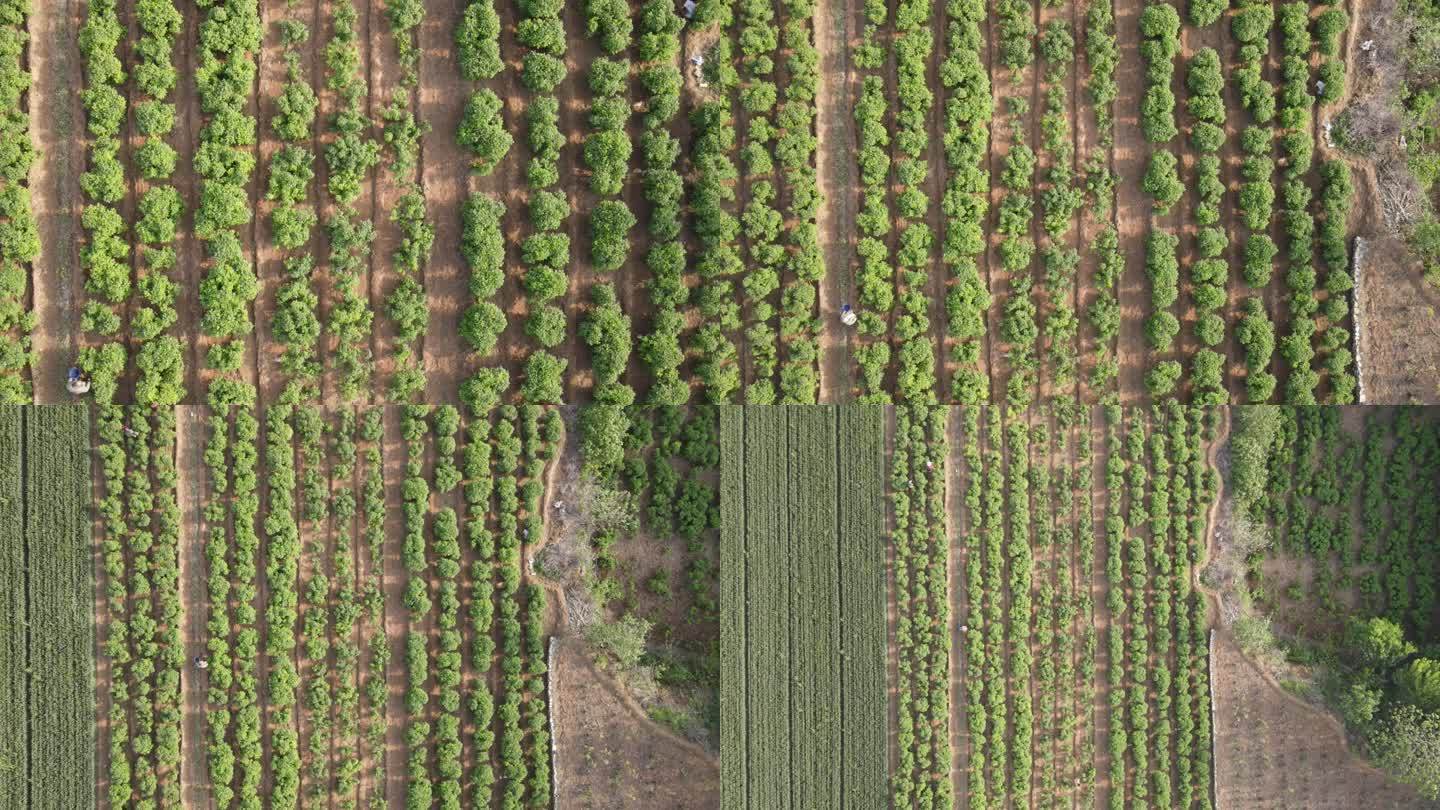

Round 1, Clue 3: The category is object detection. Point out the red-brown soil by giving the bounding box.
[367,0,404,398]
[1113,0,1151,405]
[177,406,211,808]
[550,636,718,810]
[419,0,467,406]
[379,405,408,809]
[814,0,856,402]
[1353,228,1440,403]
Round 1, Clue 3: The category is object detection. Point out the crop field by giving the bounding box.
[2,0,1437,804]
[719,405,889,809]
[0,0,1413,414]
[1231,406,1440,635]
[719,404,1220,809]
[86,401,573,808]
[942,403,1217,809]
[78,396,720,810]
[0,405,94,810]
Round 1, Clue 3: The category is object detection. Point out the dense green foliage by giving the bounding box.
[719,406,887,810]
[0,407,95,809]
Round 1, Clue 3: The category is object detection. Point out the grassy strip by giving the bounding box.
[0,407,23,806]
[719,406,746,809]
[838,405,887,808]
[24,406,96,809]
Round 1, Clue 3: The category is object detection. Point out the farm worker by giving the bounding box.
[123,425,139,438]
[66,367,91,395]
[193,656,208,671]
[840,303,858,327]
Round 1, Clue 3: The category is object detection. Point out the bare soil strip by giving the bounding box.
[1210,630,1437,809]
[419,0,466,405]
[176,4,205,402]
[178,405,212,808]
[28,0,82,403]
[550,636,720,809]
[559,1,603,402]
[367,1,403,398]
[814,0,855,402]
[1112,0,1148,404]
[380,407,408,808]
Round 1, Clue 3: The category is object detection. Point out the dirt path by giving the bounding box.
[28,0,82,403]
[419,0,466,406]
[814,0,854,402]
[380,406,408,808]
[1091,410,1118,809]
[945,407,966,805]
[178,405,212,808]
[368,1,403,399]
[559,0,603,402]
[1112,0,1148,404]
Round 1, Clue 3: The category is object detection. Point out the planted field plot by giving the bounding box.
[719,405,889,810]
[948,404,1217,809]
[719,404,1218,809]
[725,404,1221,809]
[1204,406,1440,804]
[0,405,94,810]
[3,0,1413,411]
[90,402,565,808]
[88,398,718,810]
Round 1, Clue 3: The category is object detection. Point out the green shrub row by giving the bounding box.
[942,0,992,404]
